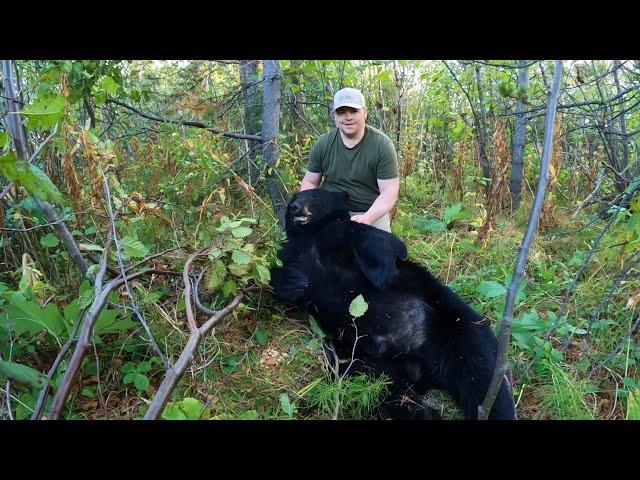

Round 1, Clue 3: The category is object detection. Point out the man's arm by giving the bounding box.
[300,170,322,191]
[351,177,399,224]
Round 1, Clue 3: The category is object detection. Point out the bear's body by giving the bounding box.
[270,189,516,420]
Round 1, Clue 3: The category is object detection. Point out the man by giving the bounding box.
[299,87,399,233]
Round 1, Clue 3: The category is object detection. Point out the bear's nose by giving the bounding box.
[290,202,302,214]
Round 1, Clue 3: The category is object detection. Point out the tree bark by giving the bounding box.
[239,60,261,163]
[510,61,529,209]
[261,60,288,226]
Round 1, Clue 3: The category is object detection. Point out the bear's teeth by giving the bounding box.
[294,216,308,223]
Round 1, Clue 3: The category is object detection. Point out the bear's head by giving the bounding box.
[285,188,350,234]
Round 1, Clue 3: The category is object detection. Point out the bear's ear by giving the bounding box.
[349,226,407,288]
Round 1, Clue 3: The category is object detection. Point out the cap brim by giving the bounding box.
[333,103,366,111]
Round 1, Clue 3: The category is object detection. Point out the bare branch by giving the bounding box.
[105,98,263,142]
[143,247,244,419]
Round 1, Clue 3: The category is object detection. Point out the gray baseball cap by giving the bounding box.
[333,88,366,111]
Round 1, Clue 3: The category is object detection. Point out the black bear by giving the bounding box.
[270,188,516,420]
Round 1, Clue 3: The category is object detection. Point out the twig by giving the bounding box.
[47,267,161,419]
[100,168,169,368]
[193,269,216,316]
[0,209,93,232]
[105,99,263,142]
[143,247,244,419]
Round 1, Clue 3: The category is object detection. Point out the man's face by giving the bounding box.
[334,106,367,137]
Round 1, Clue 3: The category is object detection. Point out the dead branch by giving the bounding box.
[106,99,263,142]
[46,266,169,420]
[143,248,243,419]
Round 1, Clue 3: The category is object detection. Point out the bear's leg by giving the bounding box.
[432,329,517,420]
[270,267,309,304]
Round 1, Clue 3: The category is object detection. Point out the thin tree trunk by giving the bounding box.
[261,60,288,226]
[239,60,261,163]
[475,64,491,181]
[613,60,630,179]
[479,60,564,420]
[510,60,529,209]
[1,60,88,275]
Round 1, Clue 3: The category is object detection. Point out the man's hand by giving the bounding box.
[351,214,373,225]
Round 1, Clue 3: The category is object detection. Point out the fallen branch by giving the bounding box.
[143,248,243,419]
[47,265,170,420]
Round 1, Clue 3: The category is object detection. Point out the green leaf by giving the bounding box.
[0,152,63,204]
[349,294,369,318]
[222,279,237,298]
[101,76,119,96]
[279,393,295,416]
[0,132,8,148]
[179,397,206,420]
[2,292,66,338]
[133,373,149,391]
[120,363,136,374]
[239,409,259,420]
[443,203,467,225]
[231,226,252,238]
[255,264,271,284]
[206,260,227,290]
[93,308,136,334]
[161,403,188,420]
[412,218,446,233]
[228,262,250,277]
[231,250,251,265]
[254,327,269,346]
[21,94,67,130]
[477,281,508,299]
[40,233,59,248]
[0,361,51,388]
[78,280,95,309]
[120,236,150,258]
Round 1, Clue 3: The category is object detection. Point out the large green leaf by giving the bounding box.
[0,360,52,388]
[20,94,67,130]
[412,218,446,233]
[2,292,66,338]
[443,203,467,225]
[120,236,150,258]
[477,281,508,299]
[0,152,63,204]
[231,250,251,265]
[206,260,227,290]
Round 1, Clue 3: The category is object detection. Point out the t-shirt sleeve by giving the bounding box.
[376,137,399,180]
[307,139,324,173]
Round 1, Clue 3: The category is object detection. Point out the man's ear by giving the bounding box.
[341,191,350,201]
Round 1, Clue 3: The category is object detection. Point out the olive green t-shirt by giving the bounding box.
[307,125,399,212]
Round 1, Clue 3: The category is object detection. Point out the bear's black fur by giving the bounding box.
[270,188,516,420]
